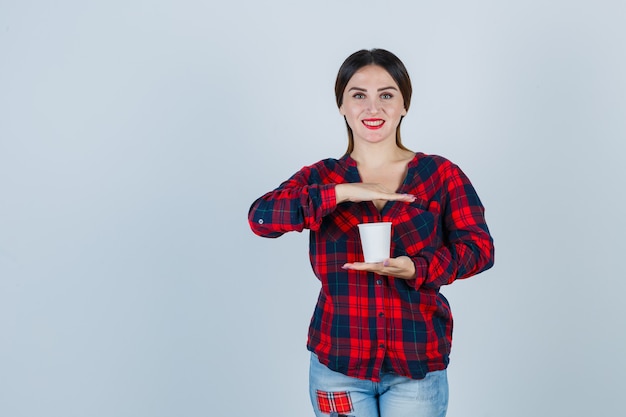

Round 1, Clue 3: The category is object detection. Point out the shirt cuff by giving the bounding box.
[410,256,428,289]
[319,184,337,215]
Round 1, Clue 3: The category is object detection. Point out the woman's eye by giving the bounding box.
[353,93,365,99]
[381,93,393,99]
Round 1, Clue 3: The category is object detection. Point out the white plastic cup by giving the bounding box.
[357,222,392,263]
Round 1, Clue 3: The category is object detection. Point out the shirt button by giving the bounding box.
[379,343,385,349]
[378,312,384,318]
[258,219,264,224]
[376,280,382,285]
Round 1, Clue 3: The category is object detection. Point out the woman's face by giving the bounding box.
[340,65,407,147]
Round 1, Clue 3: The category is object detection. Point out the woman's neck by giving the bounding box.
[350,143,414,168]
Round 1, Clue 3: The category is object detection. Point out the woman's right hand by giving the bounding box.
[335,183,416,205]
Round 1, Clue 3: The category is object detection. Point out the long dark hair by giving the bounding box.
[335,49,413,154]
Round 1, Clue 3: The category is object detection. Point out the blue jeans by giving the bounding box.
[309,353,448,417]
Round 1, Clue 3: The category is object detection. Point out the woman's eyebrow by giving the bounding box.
[348,86,398,92]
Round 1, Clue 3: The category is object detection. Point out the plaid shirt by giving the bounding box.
[248,153,494,382]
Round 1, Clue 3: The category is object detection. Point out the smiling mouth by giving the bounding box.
[362,119,385,129]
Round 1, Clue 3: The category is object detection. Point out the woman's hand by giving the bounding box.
[336,184,418,280]
[342,256,417,280]
[335,183,416,205]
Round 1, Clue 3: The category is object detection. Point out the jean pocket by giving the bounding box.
[316,390,354,414]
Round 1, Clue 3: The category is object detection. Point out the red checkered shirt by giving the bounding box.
[248,153,494,382]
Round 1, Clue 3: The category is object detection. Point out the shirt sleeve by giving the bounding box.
[248,164,338,238]
[411,162,495,290]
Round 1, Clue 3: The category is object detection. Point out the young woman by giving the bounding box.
[248,49,494,417]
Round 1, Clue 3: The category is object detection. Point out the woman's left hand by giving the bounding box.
[342,256,416,280]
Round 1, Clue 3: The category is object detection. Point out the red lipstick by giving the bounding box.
[362,119,385,130]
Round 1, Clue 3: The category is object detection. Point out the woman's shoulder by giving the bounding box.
[413,152,457,171]
[288,157,350,183]
[305,156,351,171]
[413,152,477,188]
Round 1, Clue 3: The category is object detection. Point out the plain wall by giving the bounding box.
[1,1,625,416]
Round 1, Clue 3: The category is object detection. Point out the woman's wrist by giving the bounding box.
[334,183,350,204]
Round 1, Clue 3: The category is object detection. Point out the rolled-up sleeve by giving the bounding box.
[412,162,494,289]
[248,166,337,238]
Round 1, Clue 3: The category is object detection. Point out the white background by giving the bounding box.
[1,1,625,416]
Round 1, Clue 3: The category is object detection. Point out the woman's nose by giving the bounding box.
[366,97,381,113]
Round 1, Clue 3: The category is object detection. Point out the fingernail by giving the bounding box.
[383,260,390,267]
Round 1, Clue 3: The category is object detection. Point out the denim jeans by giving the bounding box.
[309,353,448,417]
